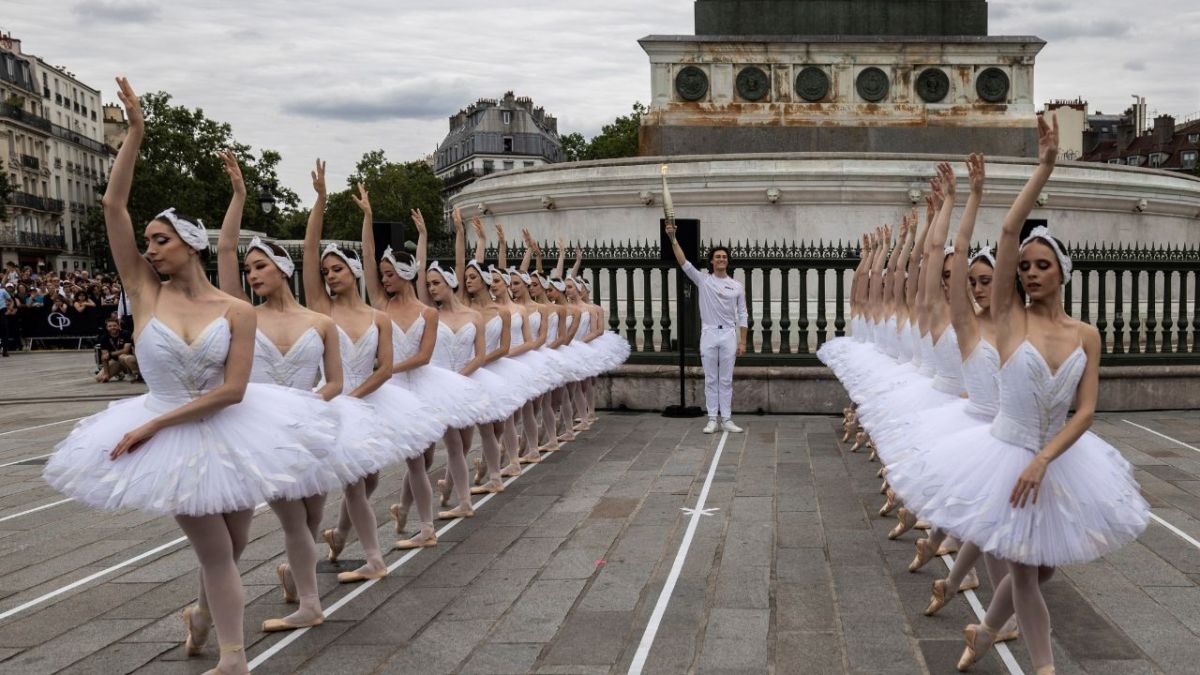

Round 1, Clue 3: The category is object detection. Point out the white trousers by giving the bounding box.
[700,326,737,419]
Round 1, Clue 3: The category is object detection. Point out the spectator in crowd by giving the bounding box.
[95,317,138,382]
[0,281,11,356]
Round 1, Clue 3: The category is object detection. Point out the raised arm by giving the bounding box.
[356,184,386,308]
[519,229,534,273]
[215,150,249,302]
[496,223,508,269]
[302,159,331,314]
[570,244,583,280]
[664,220,688,268]
[102,78,158,300]
[453,208,466,302]
[471,214,487,264]
[950,154,985,356]
[919,165,956,324]
[906,199,931,311]
[994,114,1058,342]
[891,216,915,309]
[414,209,433,306]
[553,236,566,280]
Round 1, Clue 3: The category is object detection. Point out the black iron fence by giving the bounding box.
[207,239,1200,367]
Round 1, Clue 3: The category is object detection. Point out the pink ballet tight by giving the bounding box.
[342,476,385,575]
[268,497,325,623]
[177,509,254,671]
[538,393,558,448]
[980,556,1056,670]
[520,400,540,456]
[336,471,379,536]
[441,427,473,508]
[476,423,502,484]
[398,444,437,525]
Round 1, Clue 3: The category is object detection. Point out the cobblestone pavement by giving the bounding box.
[1,353,1199,673]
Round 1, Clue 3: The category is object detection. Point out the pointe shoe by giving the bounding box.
[182,605,211,656]
[518,452,542,464]
[501,461,522,478]
[1034,668,1055,675]
[996,616,1020,643]
[538,441,561,453]
[322,528,345,563]
[436,479,452,506]
[958,568,980,592]
[276,563,297,604]
[437,504,476,520]
[937,537,960,555]
[470,479,505,495]
[908,538,937,573]
[888,508,917,540]
[914,519,932,531]
[867,446,878,462]
[396,524,438,550]
[201,644,248,675]
[957,623,998,671]
[558,432,576,443]
[389,504,409,534]
[472,457,485,486]
[879,489,898,517]
[851,431,865,452]
[877,466,886,479]
[879,479,889,495]
[925,579,951,616]
[262,612,324,632]
[337,566,387,583]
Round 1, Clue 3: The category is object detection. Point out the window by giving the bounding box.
[502,111,512,125]
[1107,158,1122,165]
[1189,134,1199,144]
[1149,152,1167,168]
[483,159,495,172]
[523,161,534,168]
[503,160,514,170]
[1183,151,1198,171]
[503,136,514,153]
[1127,156,1144,166]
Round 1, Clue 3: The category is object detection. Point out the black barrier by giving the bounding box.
[9,304,116,348]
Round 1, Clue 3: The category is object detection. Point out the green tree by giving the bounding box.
[562,103,646,162]
[314,150,446,242]
[0,172,11,208]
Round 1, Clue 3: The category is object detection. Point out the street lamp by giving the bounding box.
[259,185,277,215]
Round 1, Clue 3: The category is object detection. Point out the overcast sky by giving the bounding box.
[4,1,1198,202]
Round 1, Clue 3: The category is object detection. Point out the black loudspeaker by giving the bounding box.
[661,218,700,264]
[373,221,404,255]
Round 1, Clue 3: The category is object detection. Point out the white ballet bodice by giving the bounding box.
[917,333,937,377]
[338,324,379,392]
[962,340,1001,419]
[509,311,525,348]
[391,315,425,364]
[895,321,913,362]
[881,318,899,359]
[485,315,504,353]
[909,323,923,367]
[931,326,966,396]
[137,317,230,407]
[990,341,1087,451]
[574,311,591,342]
[527,310,542,343]
[433,321,476,372]
[251,328,322,390]
[546,312,560,343]
[851,317,864,343]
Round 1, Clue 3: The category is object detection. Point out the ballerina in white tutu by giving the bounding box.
[43,78,315,675]
[214,151,370,633]
[358,199,493,547]
[525,238,584,444]
[301,165,445,584]
[893,115,1149,674]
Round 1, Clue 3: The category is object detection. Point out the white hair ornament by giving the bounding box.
[156,208,208,251]
[246,237,295,277]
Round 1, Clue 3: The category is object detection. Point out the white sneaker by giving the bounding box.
[721,419,744,433]
[702,419,719,434]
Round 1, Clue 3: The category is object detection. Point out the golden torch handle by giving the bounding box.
[661,164,675,222]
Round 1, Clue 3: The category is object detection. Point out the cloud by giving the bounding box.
[1124,60,1146,71]
[72,0,160,22]
[282,80,478,123]
[1026,19,1132,41]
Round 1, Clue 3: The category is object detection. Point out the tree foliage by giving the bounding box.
[561,103,646,162]
[0,172,11,208]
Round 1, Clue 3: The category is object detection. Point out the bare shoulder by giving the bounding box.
[310,311,337,337]
[1078,321,1101,349]
[224,298,256,327]
[421,306,439,324]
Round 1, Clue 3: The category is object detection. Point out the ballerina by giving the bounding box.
[214,151,372,632]
[889,115,1149,674]
[301,167,444,583]
[358,197,492,547]
[44,78,334,675]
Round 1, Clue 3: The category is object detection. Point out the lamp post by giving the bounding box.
[258,185,277,215]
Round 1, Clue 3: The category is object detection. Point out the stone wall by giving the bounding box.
[694,0,989,36]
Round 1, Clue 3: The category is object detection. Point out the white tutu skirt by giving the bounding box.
[593,332,630,371]
[558,342,606,379]
[327,395,402,482]
[484,357,547,402]
[468,366,524,422]
[44,383,341,516]
[359,383,447,463]
[856,379,956,461]
[871,399,991,468]
[509,350,562,394]
[391,364,495,429]
[886,426,1150,567]
[539,347,588,385]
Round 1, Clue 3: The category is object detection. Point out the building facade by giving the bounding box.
[1082,108,1200,175]
[1,31,109,273]
[434,92,563,198]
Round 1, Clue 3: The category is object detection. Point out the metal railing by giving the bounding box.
[0,228,67,251]
[0,102,52,133]
[203,238,1200,367]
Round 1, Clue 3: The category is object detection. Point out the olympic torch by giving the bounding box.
[661,164,675,224]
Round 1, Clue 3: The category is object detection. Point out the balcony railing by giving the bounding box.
[7,191,64,213]
[50,123,107,154]
[0,228,66,251]
[19,154,39,170]
[0,102,52,133]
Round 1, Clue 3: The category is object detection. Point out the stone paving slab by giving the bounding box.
[0,352,1199,675]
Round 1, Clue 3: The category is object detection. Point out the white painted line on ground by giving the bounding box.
[0,416,84,438]
[248,457,545,671]
[0,453,52,468]
[0,498,72,523]
[938,553,1024,675]
[1149,513,1200,551]
[627,430,730,675]
[1122,419,1200,455]
[0,503,268,623]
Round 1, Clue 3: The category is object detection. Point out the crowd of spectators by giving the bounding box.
[1,261,137,380]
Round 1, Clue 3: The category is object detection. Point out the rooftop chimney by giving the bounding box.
[1153,115,1175,145]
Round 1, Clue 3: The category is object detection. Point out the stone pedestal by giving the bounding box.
[694,0,990,37]
[639,34,1044,157]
